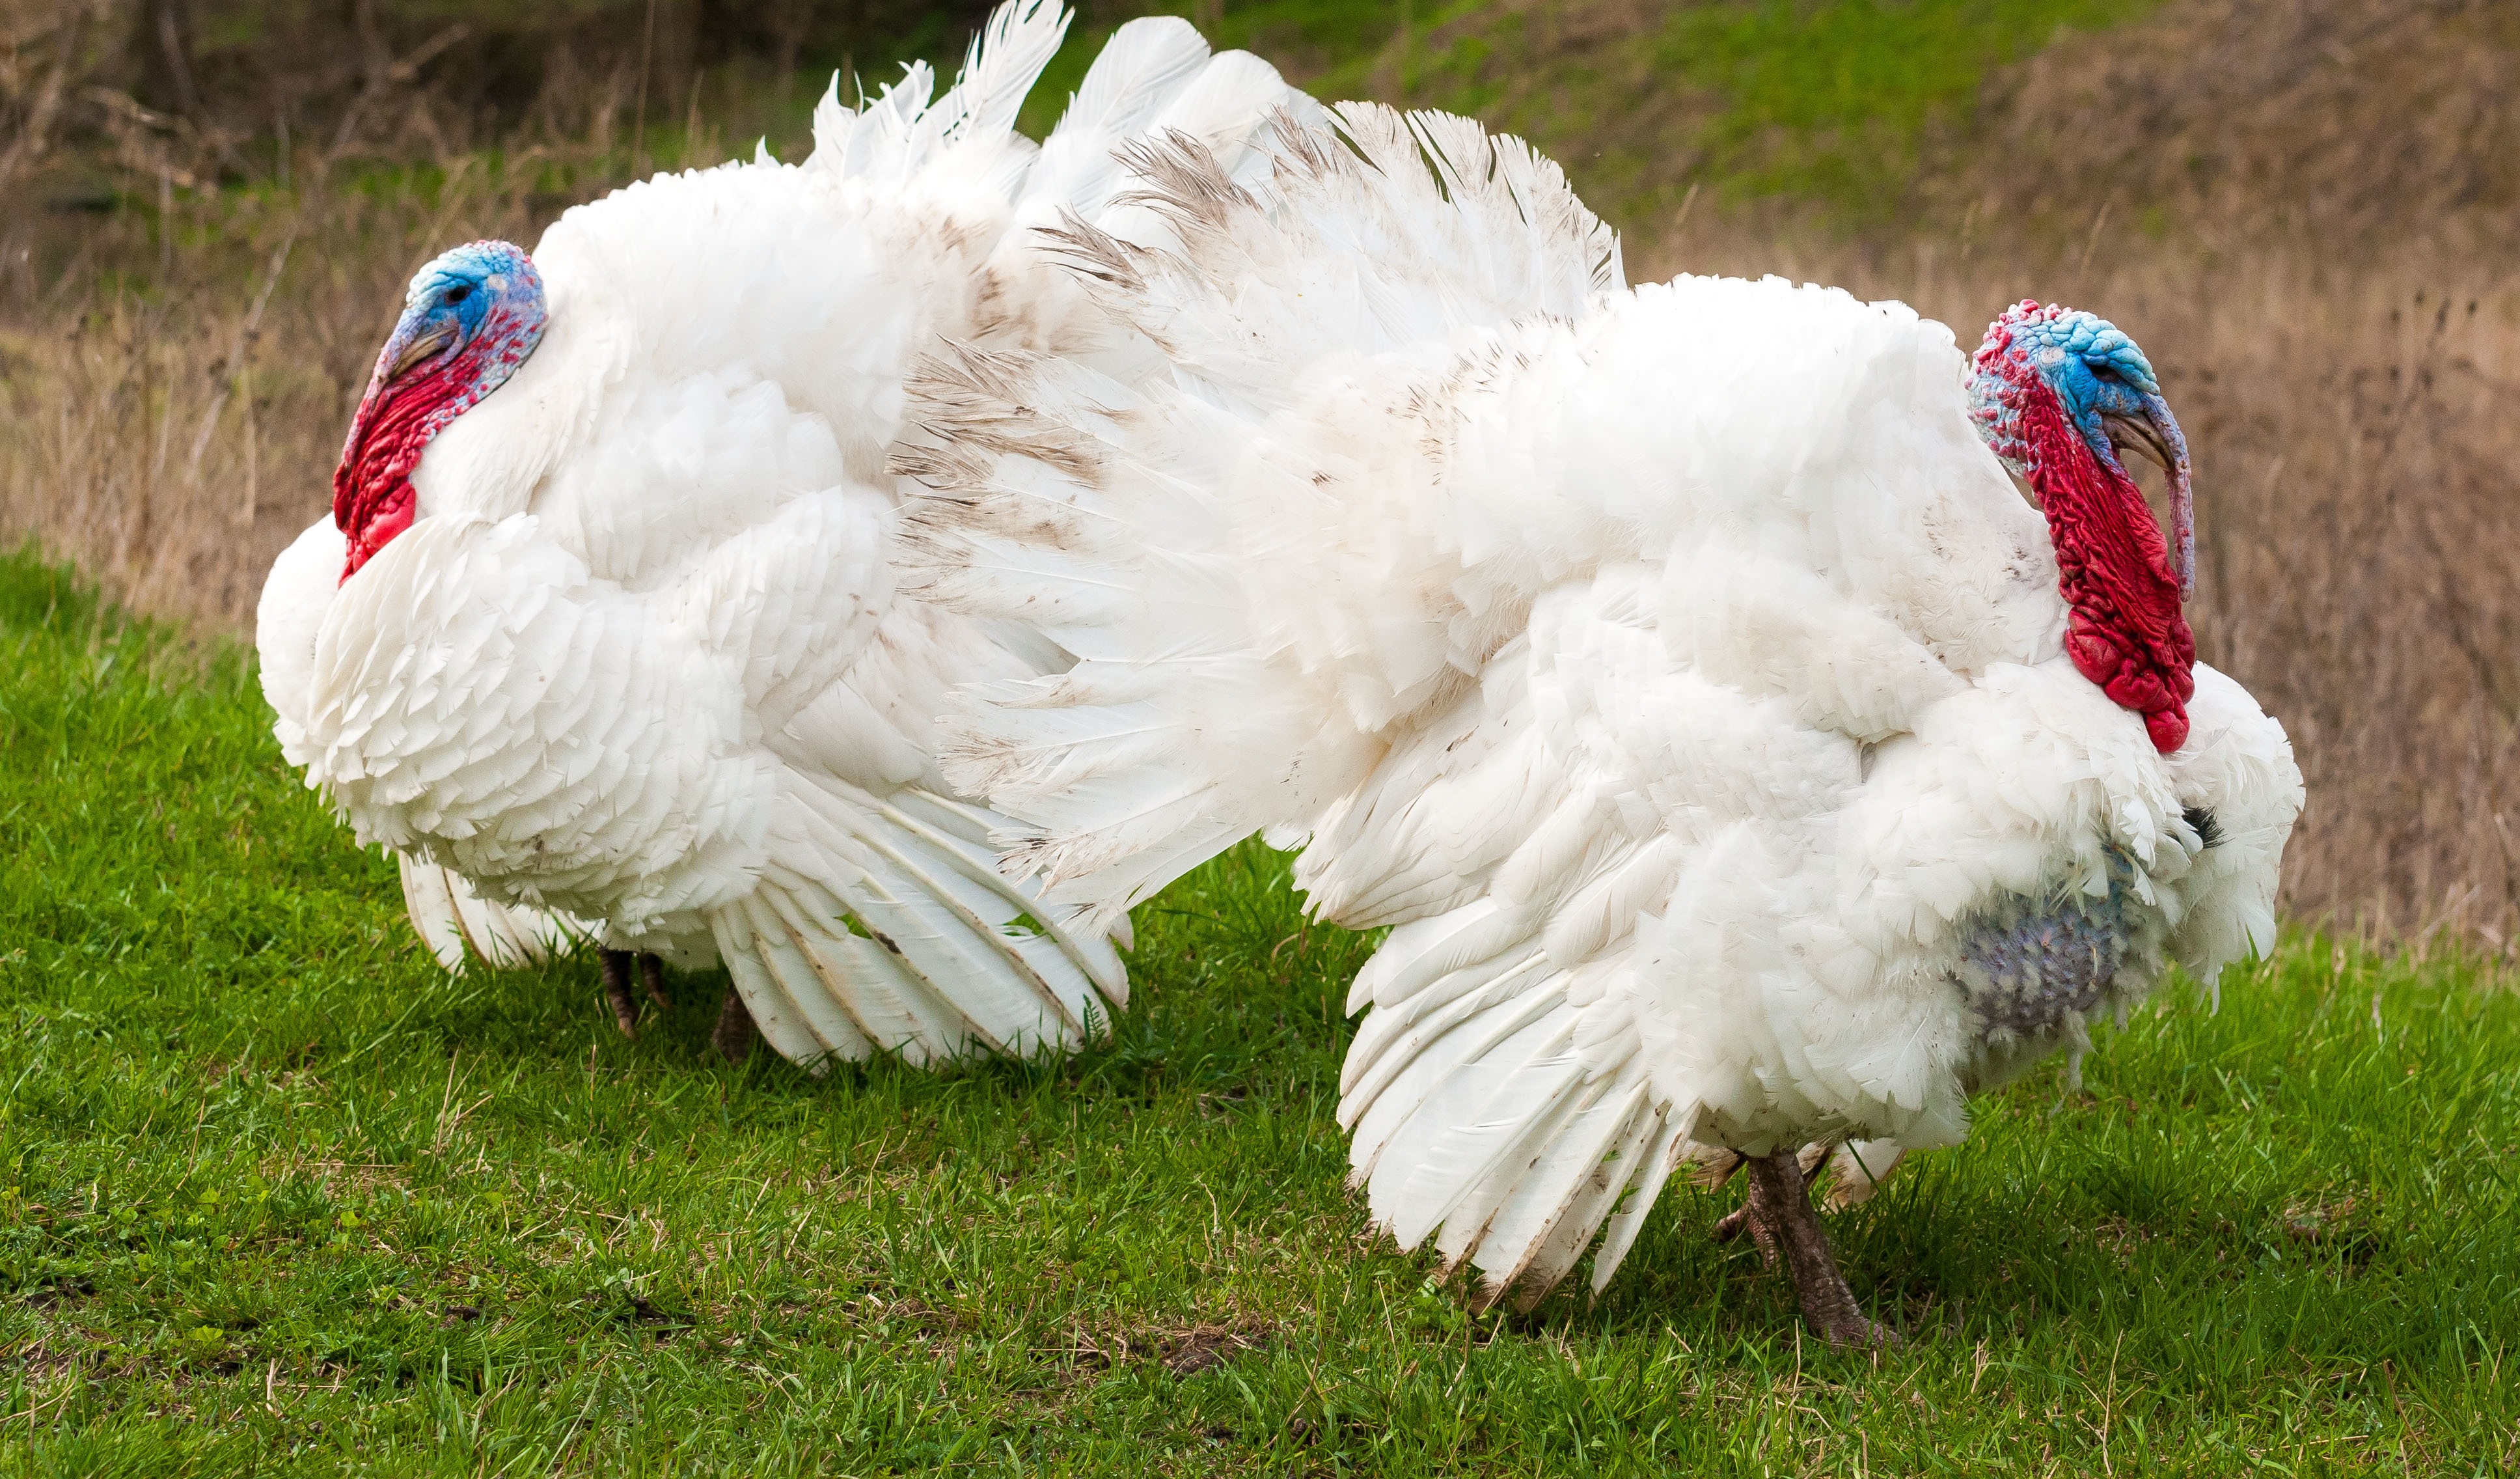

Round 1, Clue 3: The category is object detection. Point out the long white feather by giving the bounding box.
[930,0,1071,145]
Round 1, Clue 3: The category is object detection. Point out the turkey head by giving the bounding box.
[334,240,549,580]
[1966,301,2197,752]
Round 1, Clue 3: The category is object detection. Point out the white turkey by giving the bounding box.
[254,1,1323,1065]
[898,105,2304,1343]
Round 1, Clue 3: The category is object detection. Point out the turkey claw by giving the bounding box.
[600,949,670,1038]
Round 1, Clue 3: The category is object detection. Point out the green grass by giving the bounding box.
[1,546,2517,1475]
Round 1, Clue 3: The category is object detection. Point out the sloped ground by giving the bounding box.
[1035,0,2169,228]
[1051,0,2518,245]
[2,551,2517,1471]
[1963,0,2520,248]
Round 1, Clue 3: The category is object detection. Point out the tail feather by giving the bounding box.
[1338,898,1691,1309]
[789,801,1068,1051]
[931,0,1072,146]
[397,855,586,973]
[1368,999,1577,1243]
[1026,21,1319,238]
[1343,974,1528,1176]
[807,0,1068,182]
[1058,18,1211,137]
[1401,1040,1587,1249]
[756,876,970,1053]
[829,815,1084,1040]
[1344,898,1534,1017]
[871,788,1129,1003]
[902,100,1618,930]
[1435,1100,1609,1295]
[1339,948,1546,1118]
[1438,1071,1637,1287]
[1503,1083,1663,1305]
[814,779,1120,1027]
[1586,1114,1688,1295]
[709,774,1125,1068]
[715,898,877,1066]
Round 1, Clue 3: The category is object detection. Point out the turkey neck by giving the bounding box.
[333,370,452,579]
[333,311,530,582]
[2018,389,2196,753]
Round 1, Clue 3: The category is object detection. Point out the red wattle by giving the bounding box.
[332,341,489,581]
[2020,389,2195,753]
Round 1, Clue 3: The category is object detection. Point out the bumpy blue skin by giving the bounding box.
[1954,872,2139,1042]
[1964,307,2187,483]
[373,240,547,394]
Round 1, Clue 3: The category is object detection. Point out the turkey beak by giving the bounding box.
[2103,394,2195,599]
[384,318,459,383]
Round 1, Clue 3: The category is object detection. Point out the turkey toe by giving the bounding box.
[1711,1200,1780,1265]
[600,950,641,1039]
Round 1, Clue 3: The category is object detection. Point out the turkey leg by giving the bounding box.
[599,950,672,1038]
[1732,1150,1897,1348]
[711,987,760,1062]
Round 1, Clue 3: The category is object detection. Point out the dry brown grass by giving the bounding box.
[1958,0,2520,251]
[0,169,556,624]
[0,0,773,622]
[5,0,2518,948]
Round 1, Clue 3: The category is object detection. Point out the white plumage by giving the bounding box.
[255,2,1321,1064]
[900,105,2303,1325]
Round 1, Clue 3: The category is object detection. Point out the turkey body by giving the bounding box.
[901,106,2305,1321]
[254,1,1319,1066]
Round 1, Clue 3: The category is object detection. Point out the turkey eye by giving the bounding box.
[446,285,472,305]
[2090,363,2120,384]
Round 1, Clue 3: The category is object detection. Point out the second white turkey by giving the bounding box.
[254,1,1321,1066]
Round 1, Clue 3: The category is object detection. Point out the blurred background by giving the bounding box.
[3,0,2515,950]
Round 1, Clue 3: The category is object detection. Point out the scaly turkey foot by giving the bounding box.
[1705,1150,1779,1262]
[600,950,639,1037]
[711,987,760,1062]
[1712,1202,1778,1264]
[599,950,670,1038]
[1708,1155,1779,1265]
[1740,1150,1898,1348]
[1713,1144,1841,1262]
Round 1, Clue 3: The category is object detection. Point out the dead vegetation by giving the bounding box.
[0,161,553,624]
[1051,1317,1274,1379]
[1962,0,2520,251]
[3,0,2517,947]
